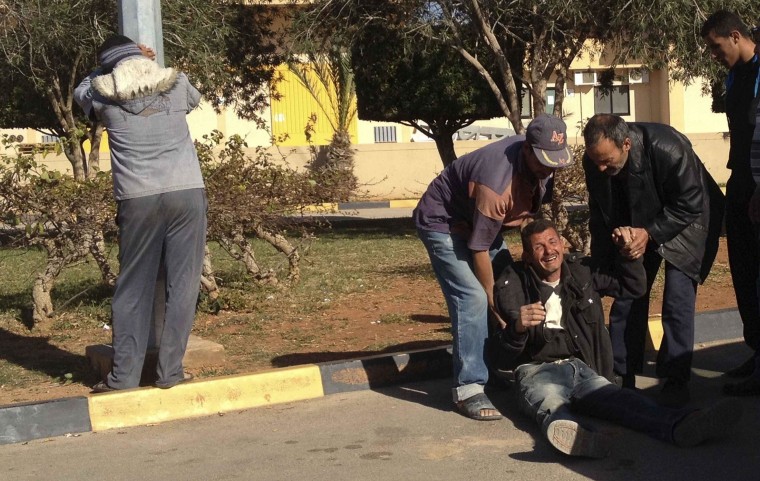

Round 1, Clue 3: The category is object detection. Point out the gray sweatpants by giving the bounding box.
[108,188,207,389]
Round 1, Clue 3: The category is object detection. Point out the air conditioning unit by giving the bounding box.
[628,68,650,84]
[573,71,598,86]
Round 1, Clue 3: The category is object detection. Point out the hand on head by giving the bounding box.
[138,44,156,61]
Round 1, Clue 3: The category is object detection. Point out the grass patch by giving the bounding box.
[0,216,730,405]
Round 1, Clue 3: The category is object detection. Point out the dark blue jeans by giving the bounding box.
[516,359,691,443]
[609,254,697,383]
[417,228,508,401]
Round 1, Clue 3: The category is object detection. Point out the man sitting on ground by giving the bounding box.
[491,219,742,458]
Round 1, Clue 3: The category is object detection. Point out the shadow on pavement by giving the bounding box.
[0,327,98,385]
[376,339,760,480]
[270,340,451,367]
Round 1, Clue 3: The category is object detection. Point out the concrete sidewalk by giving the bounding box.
[0,307,751,446]
[3,345,757,481]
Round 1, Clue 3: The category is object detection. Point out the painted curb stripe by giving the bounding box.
[0,397,91,445]
[300,203,338,213]
[388,199,418,208]
[0,308,743,444]
[88,365,323,431]
[338,201,391,210]
[646,316,664,352]
[301,199,420,211]
[319,347,452,395]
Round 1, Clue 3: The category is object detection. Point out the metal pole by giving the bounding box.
[117,0,165,68]
[116,0,166,350]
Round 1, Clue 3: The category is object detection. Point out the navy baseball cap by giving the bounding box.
[526,114,573,168]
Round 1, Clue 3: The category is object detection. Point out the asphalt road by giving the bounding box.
[2,339,758,481]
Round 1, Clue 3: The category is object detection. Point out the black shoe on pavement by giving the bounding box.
[723,376,760,397]
[672,399,743,447]
[725,356,756,378]
[659,379,690,408]
[91,381,117,393]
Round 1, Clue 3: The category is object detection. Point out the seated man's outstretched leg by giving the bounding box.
[516,362,611,458]
[571,361,743,446]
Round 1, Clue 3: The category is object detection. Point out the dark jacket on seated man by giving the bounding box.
[493,252,645,381]
[487,219,741,458]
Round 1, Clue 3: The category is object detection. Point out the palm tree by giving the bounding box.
[288,44,358,198]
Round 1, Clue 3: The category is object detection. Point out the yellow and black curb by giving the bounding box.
[301,199,419,213]
[0,346,452,446]
[0,307,742,446]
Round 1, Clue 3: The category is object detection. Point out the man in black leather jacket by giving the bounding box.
[582,114,724,408]
[491,219,739,458]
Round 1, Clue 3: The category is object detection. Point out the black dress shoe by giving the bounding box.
[91,381,117,393]
[725,356,756,378]
[723,377,760,396]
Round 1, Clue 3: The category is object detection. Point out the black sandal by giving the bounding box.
[455,393,503,421]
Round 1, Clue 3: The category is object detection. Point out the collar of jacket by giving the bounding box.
[92,57,179,102]
[623,125,647,175]
[524,257,586,301]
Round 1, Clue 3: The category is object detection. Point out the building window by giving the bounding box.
[521,87,556,118]
[374,126,397,143]
[594,86,630,115]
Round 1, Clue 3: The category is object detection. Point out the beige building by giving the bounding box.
[2,42,733,201]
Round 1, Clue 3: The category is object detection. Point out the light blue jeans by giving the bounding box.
[417,228,508,402]
[516,359,692,444]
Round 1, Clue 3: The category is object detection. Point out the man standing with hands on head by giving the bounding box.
[414,114,573,420]
[583,114,723,408]
[702,10,760,395]
[75,35,207,392]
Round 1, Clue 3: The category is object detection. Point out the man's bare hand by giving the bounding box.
[517,302,546,333]
[612,226,648,260]
[138,44,156,61]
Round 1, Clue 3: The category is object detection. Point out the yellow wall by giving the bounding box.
[270,65,358,146]
[14,131,732,201]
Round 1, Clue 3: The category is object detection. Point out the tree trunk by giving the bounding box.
[531,77,548,117]
[62,137,86,181]
[251,223,300,283]
[434,133,458,168]
[220,231,277,284]
[88,230,117,287]
[553,73,567,118]
[200,244,220,300]
[32,273,55,323]
[31,241,63,323]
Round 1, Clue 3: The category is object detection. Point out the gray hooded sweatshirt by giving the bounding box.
[75,57,205,201]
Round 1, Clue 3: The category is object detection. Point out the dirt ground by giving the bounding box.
[0,238,738,405]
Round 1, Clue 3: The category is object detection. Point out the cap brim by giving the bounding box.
[532,146,573,168]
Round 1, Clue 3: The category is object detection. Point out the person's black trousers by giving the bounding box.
[609,251,697,383]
